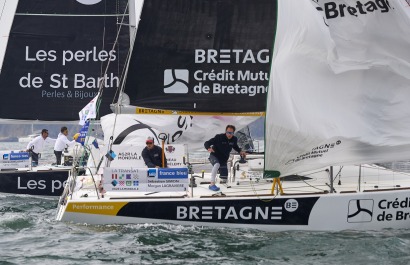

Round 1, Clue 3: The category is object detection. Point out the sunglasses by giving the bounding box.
[226,131,234,135]
[146,142,153,145]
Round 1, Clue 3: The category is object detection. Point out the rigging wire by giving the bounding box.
[72,1,131,182]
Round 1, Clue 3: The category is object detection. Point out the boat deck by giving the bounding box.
[69,163,410,201]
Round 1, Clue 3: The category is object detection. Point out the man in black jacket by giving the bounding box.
[141,136,167,168]
[204,125,247,191]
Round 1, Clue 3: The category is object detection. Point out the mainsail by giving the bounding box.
[265,0,410,177]
[119,0,276,113]
[0,0,130,121]
[103,0,274,151]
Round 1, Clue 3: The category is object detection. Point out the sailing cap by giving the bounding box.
[146,136,154,143]
[41,129,48,134]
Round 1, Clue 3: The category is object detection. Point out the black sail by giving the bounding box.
[124,0,277,113]
[0,0,129,121]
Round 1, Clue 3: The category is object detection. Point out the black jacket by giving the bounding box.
[141,145,167,168]
[204,133,241,162]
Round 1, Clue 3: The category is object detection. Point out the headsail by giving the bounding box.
[265,0,410,177]
[0,0,130,121]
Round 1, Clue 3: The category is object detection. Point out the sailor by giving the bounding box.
[54,126,78,165]
[26,129,57,166]
[141,136,167,168]
[204,125,247,191]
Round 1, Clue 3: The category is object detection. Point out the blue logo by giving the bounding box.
[158,168,188,179]
[10,153,29,160]
[148,169,157,177]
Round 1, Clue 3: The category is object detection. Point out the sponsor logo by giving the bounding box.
[164,69,189,94]
[165,146,175,153]
[312,0,392,27]
[158,168,188,179]
[177,205,282,221]
[348,199,374,223]
[117,152,142,161]
[2,154,8,160]
[73,204,114,210]
[17,177,65,193]
[148,169,156,177]
[195,49,270,64]
[76,0,103,5]
[286,140,341,165]
[377,197,410,221]
[284,199,299,212]
[10,153,29,160]
[163,49,270,97]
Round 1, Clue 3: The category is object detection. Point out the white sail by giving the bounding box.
[265,0,410,177]
[101,113,261,151]
[0,0,18,74]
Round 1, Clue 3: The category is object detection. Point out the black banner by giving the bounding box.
[0,169,69,196]
[0,0,129,121]
[117,197,319,225]
[125,0,277,112]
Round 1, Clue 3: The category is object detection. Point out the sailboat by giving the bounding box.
[0,0,129,196]
[56,0,410,231]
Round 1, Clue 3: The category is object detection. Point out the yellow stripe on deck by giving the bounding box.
[135,107,265,116]
[66,202,128,215]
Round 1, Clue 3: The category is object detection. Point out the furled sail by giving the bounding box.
[0,0,130,121]
[120,0,276,113]
[265,0,410,177]
[101,112,261,151]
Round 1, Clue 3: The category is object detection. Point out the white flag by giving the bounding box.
[79,93,99,125]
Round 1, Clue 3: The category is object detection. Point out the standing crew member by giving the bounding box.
[54,126,77,165]
[204,125,247,191]
[26,129,56,166]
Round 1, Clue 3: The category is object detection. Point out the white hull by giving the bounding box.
[56,160,410,231]
[56,189,410,232]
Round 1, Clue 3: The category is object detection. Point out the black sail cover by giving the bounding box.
[0,0,129,121]
[125,0,277,113]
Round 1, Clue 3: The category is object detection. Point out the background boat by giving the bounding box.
[18,133,40,143]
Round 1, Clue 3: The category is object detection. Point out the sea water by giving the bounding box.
[0,142,410,265]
